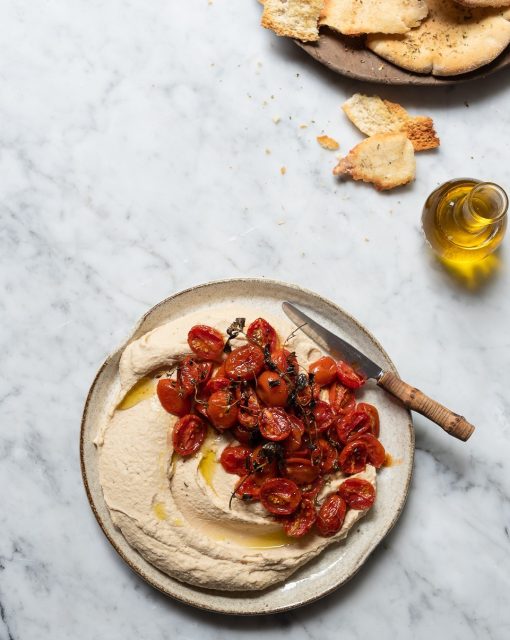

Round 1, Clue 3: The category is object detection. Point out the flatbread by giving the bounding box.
[342,94,440,151]
[320,0,428,35]
[333,133,416,191]
[367,0,510,76]
[261,0,325,41]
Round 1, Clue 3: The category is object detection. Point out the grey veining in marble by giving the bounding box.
[1,0,509,638]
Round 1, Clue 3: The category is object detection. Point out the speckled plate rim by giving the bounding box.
[294,31,510,86]
[80,278,414,615]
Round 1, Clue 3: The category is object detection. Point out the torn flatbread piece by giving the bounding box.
[261,0,325,42]
[333,133,416,191]
[367,0,510,76]
[342,94,440,151]
[320,0,428,35]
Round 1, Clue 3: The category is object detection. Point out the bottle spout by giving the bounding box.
[466,182,508,226]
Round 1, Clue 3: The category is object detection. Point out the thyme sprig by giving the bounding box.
[223,317,246,353]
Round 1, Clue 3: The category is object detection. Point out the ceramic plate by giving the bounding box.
[80,278,414,614]
[296,30,510,85]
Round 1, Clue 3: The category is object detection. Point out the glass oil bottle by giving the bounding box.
[422,179,508,262]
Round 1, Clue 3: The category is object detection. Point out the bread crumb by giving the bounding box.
[272,116,281,124]
[317,135,340,151]
[299,123,308,129]
[265,148,272,155]
[280,166,287,175]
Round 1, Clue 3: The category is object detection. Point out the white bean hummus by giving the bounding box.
[95,307,376,591]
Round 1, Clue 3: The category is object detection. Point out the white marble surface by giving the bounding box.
[1,0,509,638]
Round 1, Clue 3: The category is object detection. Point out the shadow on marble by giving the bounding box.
[412,415,479,496]
[426,246,505,294]
[268,36,510,108]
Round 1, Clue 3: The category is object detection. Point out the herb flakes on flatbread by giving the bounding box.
[320,0,428,35]
[333,132,416,190]
[367,0,510,76]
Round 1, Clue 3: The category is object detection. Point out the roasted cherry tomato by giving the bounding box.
[206,389,238,429]
[313,401,336,432]
[179,357,212,395]
[232,423,260,447]
[250,444,278,479]
[316,493,347,537]
[283,457,320,485]
[220,445,252,476]
[157,379,192,416]
[193,396,210,420]
[311,438,338,474]
[338,478,375,510]
[225,345,265,381]
[338,440,368,475]
[172,415,207,456]
[259,407,292,441]
[281,498,317,537]
[356,402,380,438]
[336,360,366,389]
[232,423,262,447]
[235,476,261,501]
[283,415,305,454]
[325,424,343,449]
[259,477,302,515]
[270,348,298,377]
[203,376,230,395]
[256,371,289,407]
[336,410,371,444]
[295,376,320,407]
[352,434,385,468]
[237,386,261,429]
[309,356,337,387]
[246,318,279,351]
[328,382,356,416]
[187,325,224,361]
[301,476,325,501]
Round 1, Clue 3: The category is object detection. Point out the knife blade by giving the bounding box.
[282,301,475,442]
[282,301,383,380]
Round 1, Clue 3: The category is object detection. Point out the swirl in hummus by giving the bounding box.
[95,307,376,591]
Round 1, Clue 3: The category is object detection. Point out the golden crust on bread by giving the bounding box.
[342,94,440,151]
[320,0,428,35]
[367,0,510,76]
[261,0,325,42]
[333,133,416,190]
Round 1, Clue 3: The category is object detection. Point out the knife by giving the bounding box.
[282,301,475,442]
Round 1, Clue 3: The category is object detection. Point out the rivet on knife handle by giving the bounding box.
[377,372,475,442]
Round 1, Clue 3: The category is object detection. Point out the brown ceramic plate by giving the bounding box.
[80,278,414,614]
[296,29,510,85]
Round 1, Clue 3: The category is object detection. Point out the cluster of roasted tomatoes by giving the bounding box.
[156,318,385,539]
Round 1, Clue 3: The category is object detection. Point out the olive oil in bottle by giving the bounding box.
[422,179,508,262]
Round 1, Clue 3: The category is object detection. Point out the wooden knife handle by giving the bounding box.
[377,371,475,442]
